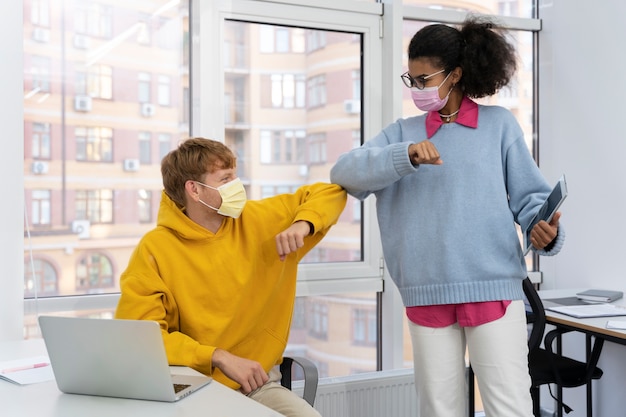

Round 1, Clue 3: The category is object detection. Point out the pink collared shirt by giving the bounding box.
[408,96,511,327]
[406,300,512,328]
[425,95,479,138]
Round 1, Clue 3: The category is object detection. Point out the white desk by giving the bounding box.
[0,339,285,417]
[539,288,626,416]
[540,288,626,344]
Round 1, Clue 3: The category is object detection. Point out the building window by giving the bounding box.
[75,126,113,162]
[137,13,151,45]
[32,122,51,159]
[260,185,299,198]
[24,258,57,298]
[76,252,114,291]
[31,189,51,226]
[351,198,361,224]
[308,133,327,164]
[307,74,326,108]
[138,189,152,223]
[260,130,306,164]
[309,302,328,340]
[292,298,306,330]
[353,308,377,347]
[267,73,305,109]
[76,65,112,99]
[157,75,171,106]
[306,29,326,52]
[182,87,190,124]
[138,72,151,103]
[75,189,113,224]
[138,132,151,164]
[260,25,305,53]
[351,69,361,100]
[31,0,50,27]
[158,133,172,160]
[31,55,51,93]
[74,3,112,38]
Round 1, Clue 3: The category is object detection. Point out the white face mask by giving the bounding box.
[410,71,453,112]
[195,177,247,218]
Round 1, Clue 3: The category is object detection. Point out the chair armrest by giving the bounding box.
[543,327,574,353]
[280,356,318,406]
[543,327,605,383]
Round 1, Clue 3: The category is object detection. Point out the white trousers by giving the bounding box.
[408,300,534,417]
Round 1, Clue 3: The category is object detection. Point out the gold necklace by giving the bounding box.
[438,109,459,123]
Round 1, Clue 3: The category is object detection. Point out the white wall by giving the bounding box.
[539,1,626,415]
[0,2,24,341]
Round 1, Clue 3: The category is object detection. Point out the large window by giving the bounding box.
[19,0,540,385]
[23,0,191,313]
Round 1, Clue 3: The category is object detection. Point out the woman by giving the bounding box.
[330,16,564,417]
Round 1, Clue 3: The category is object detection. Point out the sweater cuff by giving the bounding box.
[393,143,419,177]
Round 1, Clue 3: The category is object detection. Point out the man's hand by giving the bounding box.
[408,140,443,165]
[275,220,311,261]
[530,211,561,250]
[212,349,269,394]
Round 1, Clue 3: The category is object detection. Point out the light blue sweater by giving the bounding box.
[330,104,564,307]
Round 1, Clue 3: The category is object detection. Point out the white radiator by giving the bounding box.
[309,369,417,417]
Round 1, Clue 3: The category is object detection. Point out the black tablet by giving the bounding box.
[523,175,567,255]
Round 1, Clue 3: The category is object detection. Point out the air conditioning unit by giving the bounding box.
[298,164,309,177]
[343,99,361,114]
[73,34,90,49]
[32,27,50,43]
[141,103,155,117]
[74,95,92,112]
[71,220,91,239]
[31,161,49,175]
[123,158,140,172]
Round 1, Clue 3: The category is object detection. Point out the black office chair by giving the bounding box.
[524,278,604,417]
[468,278,603,417]
[280,356,319,406]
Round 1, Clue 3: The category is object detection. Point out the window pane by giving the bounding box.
[23,0,190,308]
[222,19,373,380]
[223,21,363,264]
[286,293,379,379]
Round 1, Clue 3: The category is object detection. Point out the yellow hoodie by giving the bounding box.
[115,183,346,389]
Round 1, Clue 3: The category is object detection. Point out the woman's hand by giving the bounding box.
[408,140,443,165]
[530,211,561,250]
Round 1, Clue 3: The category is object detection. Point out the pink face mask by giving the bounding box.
[410,72,452,112]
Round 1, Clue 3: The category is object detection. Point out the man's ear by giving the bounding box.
[184,180,200,201]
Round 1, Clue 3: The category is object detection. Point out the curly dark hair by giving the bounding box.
[407,15,517,98]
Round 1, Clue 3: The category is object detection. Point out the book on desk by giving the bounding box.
[576,289,624,303]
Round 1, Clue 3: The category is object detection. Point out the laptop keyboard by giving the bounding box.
[173,383,191,393]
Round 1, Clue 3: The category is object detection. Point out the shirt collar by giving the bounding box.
[425,96,478,139]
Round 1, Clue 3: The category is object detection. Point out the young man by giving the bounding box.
[115,137,346,417]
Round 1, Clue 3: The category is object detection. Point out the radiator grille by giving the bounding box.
[312,369,417,417]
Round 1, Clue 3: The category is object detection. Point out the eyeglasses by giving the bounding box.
[400,69,446,90]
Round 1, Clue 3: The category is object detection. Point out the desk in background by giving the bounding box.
[540,288,626,345]
[539,288,626,416]
[0,339,285,417]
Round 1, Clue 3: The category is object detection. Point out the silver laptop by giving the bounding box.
[38,315,212,402]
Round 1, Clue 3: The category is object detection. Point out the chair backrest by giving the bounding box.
[522,277,546,351]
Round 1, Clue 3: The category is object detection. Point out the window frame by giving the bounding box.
[193,0,386,298]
